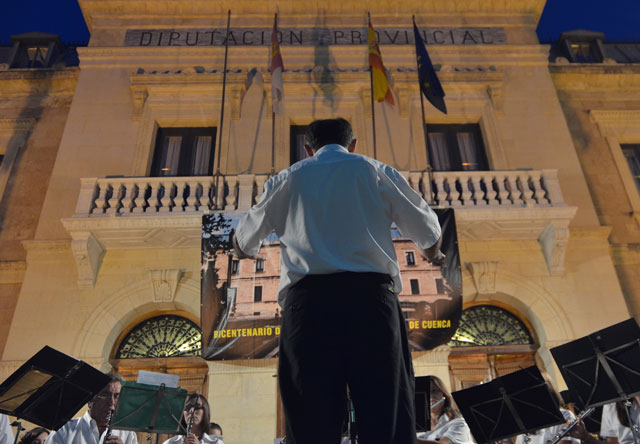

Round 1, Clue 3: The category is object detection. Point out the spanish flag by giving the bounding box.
[368,18,395,106]
[271,13,285,114]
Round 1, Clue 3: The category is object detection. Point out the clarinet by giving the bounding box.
[546,407,595,444]
[185,400,201,441]
[104,410,114,442]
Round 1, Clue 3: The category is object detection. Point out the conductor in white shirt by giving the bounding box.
[45,373,137,444]
[233,118,444,444]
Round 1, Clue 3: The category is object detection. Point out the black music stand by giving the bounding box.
[0,346,111,434]
[109,381,187,435]
[415,376,431,433]
[551,318,640,444]
[452,366,565,444]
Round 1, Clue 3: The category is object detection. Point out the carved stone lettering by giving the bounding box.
[124,27,507,47]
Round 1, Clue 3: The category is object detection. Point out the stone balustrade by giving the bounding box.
[73,169,566,217]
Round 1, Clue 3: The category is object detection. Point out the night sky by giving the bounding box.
[2,0,640,45]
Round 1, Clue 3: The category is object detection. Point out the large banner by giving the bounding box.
[201,208,461,360]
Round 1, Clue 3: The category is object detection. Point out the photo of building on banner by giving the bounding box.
[200,209,462,360]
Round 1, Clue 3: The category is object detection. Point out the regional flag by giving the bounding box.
[368,18,395,106]
[413,18,447,114]
[270,14,285,114]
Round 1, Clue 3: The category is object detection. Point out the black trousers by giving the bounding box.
[278,272,417,444]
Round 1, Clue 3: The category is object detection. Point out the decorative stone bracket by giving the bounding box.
[466,261,498,294]
[70,231,105,289]
[149,269,183,302]
[538,221,570,275]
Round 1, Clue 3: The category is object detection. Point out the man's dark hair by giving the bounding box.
[304,118,354,152]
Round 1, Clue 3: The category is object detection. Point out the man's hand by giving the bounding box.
[422,250,446,266]
[105,436,123,444]
[419,235,446,266]
[183,433,201,444]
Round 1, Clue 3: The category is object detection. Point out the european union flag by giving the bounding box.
[413,18,447,114]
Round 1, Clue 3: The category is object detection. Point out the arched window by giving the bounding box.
[449,304,534,347]
[115,315,202,359]
[447,304,536,390]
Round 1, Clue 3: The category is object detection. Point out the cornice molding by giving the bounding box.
[79,0,546,30]
[589,110,640,139]
[610,244,640,266]
[0,118,37,133]
[0,68,79,98]
[551,67,640,96]
[22,240,72,262]
[78,45,550,69]
[0,261,26,284]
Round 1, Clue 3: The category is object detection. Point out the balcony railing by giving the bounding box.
[73,169,567,217]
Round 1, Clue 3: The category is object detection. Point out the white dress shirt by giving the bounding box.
[0,414,14,444]
[417,413,474,444]
[162,433,223,444]
[235,144,441,306]
[601,403,621,439]
[617,402,640,444]
[514,409,579,444]
[45,412,138,444]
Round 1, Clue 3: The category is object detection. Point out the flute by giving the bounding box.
[546,407,595,444]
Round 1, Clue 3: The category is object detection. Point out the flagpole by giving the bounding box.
[214,9,231,209]
[413,15,435,205]
[271,13,278,176]
[367,12,378,160]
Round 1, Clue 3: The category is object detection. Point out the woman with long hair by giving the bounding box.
[417,375,474,444]
[162,394,223,444]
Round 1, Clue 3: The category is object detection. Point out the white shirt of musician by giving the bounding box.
[417,413,475,444]
[601,403,621,438]
[617,402,640,444]
[235,144,442,307]
[45,412,138,444]
[0,414,14,444]
[514,409,579,444]
[162,433,223,444]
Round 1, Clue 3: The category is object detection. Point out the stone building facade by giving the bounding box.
[0,2,634,443]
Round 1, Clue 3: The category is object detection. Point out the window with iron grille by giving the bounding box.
[255,259,265,273]
[231,260,239,275]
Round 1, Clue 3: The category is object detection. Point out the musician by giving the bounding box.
[18,427,48,444]
[162,394,222,444]
[599,403,620,444]
[234,118,444,444]
[514,372,577,444]
[416,375,474,444]
[0,414,14,444]
[570,398,640,444]
[45,373,137,444]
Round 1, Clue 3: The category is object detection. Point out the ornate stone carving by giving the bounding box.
[466,261,498,294]
[130,87,149,121]
[538,222,570,275]
[149,269,183,302]
[70,232,105,289]
[487,84,503,115]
